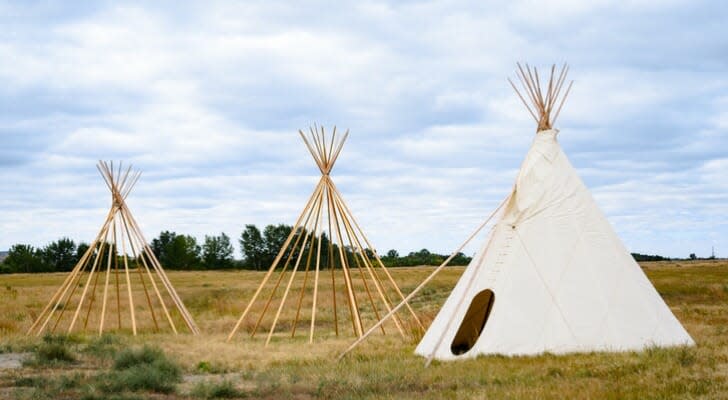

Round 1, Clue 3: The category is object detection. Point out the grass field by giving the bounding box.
[1,260,727,399]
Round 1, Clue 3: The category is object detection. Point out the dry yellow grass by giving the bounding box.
[1,260,727,399]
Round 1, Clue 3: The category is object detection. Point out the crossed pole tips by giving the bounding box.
[228,125,423,345]
[507,62,573,132]
[27,161,200,336]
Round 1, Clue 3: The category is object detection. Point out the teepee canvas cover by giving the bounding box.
[416,65,694,360]
[339,64,693,362]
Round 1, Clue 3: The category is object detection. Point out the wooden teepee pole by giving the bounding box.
[338,196,510,361]
[122,208,177,334]
[113,214,121,329]
[423,209,507,367]
[118,208,159,332]
[228,179,326,341]
[328,179,387,335]
[327,177,363,337]
[28,207,115,335]
[49,240,100,333]
[118,207,136,335]
[265,186,325,345]
[123,208,196,333]
[82,242,106,330]
[330,184,405,337]
[327,180,423,331]
[67,229,109,333]
[290,190,324,337]
[249,182,325,338]
[327,186,339,337]
[290,226,316,337]
[99,224,115,335]
[308,185,325,343]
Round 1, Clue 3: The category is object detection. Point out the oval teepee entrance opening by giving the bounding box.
[450,289,495,355]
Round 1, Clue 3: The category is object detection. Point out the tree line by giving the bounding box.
[2,229,693,275]
[0,232,237,274]
[0,224,473,274]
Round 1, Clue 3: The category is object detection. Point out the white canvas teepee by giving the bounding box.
[340,64,693,362]
[416,65,694,360]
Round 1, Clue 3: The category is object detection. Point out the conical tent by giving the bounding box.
[28,161,200,336]
[228,126,422,345]
[341,64,694,362]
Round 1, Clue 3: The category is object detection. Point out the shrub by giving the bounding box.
[96,345,182,394]
[14,376,49,387]
[84,334,122,358]
[57,372,84,390]
[191,379,243,399]
[25,335,77,366]
[81,393,145,400]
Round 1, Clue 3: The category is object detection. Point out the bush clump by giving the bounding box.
[83,334,122,358]
[25,335,77,366]
[95,345,182,394]
[191,379,243,399]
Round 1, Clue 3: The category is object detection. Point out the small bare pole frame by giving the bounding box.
[28,161,200,336]
[228,125,422,344]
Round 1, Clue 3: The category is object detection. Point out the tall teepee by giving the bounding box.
[28,161,200,336]
[228,126,422,345]
[341,64,694,362]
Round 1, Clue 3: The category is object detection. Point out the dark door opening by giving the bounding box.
[450,289,495,355]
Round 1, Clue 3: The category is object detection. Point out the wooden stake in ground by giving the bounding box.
[28,161,200,336]
[228,125,422,344]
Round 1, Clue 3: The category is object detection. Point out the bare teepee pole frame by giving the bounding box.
[28,161,200,336]
[228,125,422,344]
[337,63,574,361]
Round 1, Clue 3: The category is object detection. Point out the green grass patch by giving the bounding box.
[82,334,122,359]
[13,375,50,387]
[191,379,243,399]
[24,335,77,366]
[94,345,182,394]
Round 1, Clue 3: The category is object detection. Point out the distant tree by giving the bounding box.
[150,231,201,269]
[151,231,177,261]
[3,244,47,273]
[403,248,440,266]
[166,235,201,269]
[202,233,234,269]
[76,242,90,262]
[380,249,400,267]
[631,253,668,262]
[689,253,697,260]
[450,252,471,266]
[364,248,376,260]
[319,231,334,269]
[40,237,77,272]
[240,225,265,270]
[263,224,293,267]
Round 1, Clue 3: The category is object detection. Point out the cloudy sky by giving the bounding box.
[1,1,726,259]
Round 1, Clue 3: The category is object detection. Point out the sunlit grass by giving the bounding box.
[1,260,727,399]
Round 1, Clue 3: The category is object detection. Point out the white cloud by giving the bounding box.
[0,1,726,259]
